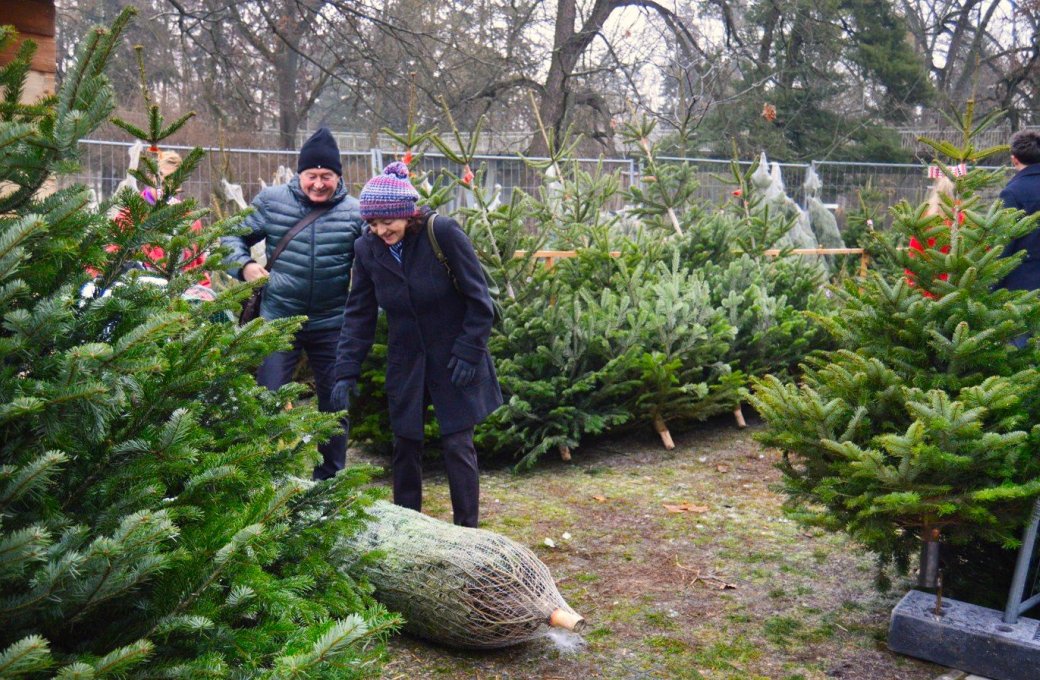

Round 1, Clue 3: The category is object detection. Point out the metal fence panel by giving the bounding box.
[63,140,377,210]
[61,139,1014,230]
[61,140,639,214]
[656,157,812,206]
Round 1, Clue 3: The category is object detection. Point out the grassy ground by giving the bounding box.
[354,417,943,680]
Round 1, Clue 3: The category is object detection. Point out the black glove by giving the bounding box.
[330,379,356,412]
[447,355,477,388]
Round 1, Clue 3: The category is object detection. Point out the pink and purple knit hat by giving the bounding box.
[359,161,420,220]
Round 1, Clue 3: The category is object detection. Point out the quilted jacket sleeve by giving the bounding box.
[221,191,270,280]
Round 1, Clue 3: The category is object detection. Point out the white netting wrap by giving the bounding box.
[338,501,584,649]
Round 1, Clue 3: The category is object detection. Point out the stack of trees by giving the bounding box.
[348,124,833,468]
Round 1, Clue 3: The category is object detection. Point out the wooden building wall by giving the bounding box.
[0,0,57,104]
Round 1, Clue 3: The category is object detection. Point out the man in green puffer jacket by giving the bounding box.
[222,127,363,480]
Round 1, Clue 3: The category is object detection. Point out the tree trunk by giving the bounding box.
[528,0,622,155]
[528,0,579,156]
[528,0,697,156]
[277,37,301,149]
[269,0,313,150]
[653,414,675,450]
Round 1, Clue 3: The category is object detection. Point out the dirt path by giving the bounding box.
[358,419,943,680]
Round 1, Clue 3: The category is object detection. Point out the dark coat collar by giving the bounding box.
[1014,163,1040,179]
[369,230,417,280]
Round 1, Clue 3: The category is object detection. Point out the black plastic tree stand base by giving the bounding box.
[889,590,1040,680]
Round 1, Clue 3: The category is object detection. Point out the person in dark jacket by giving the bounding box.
[332,161,502,527]
[998,129,1040,292]
[221,128,363,480]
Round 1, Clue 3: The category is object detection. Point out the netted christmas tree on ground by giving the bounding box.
[750,106,1040,592]
[0,12,394,678]
[337,501,585,649]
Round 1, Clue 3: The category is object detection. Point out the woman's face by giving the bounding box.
[369,218,409,246]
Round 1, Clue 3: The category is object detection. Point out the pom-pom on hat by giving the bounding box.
[360,161,420,220]
[297,127,342,175]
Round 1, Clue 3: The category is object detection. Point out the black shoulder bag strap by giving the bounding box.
[264,204,332,272]
[426,211,461,292]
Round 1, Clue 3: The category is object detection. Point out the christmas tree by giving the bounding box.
[749,105,1040,590]
[0,12,394,677]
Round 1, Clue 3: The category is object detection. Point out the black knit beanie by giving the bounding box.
[297,127,342,175]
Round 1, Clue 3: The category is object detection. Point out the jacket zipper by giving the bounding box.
[308,212,317,313]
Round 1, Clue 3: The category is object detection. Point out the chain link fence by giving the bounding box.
[63,139,1013,230]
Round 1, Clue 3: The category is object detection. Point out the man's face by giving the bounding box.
[299,169,339,203]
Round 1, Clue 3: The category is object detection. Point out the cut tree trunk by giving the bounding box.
[653,414,675,450]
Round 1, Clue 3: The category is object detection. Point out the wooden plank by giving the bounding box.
[513,250,623,269]
[513,250,622,258]
[762,247,866,256]
[762,246,873,278]
[1,0,57,37]
[510,248,873,276]
[0,32,56,73]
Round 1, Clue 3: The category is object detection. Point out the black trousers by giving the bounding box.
[257,326,347,481]
[392,428,479,527]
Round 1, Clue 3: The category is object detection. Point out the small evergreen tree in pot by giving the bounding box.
[749,107,1040,595]
[0,12,394,678]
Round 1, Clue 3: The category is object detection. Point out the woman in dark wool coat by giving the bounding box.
[332,162,502,527]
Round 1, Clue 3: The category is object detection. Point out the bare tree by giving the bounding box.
[164,0,365,147]
[525,0,703,155]
[56,0,968,160]
[900,0,1040,126]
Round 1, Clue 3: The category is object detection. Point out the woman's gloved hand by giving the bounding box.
[447,356,477,388]
[330,379,356,412]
